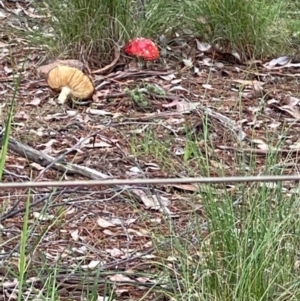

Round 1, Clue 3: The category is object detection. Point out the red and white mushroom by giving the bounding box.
[124,38,160,61]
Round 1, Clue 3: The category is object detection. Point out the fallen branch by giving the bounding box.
[0,134,111,180]
[0,134,156,217]
[91,46,121,74]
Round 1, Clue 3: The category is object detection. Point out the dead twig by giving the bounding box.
[35,134,104,181]
[217,145,300,154]
[91,46,121,74]
[0,133,111,180]
[0,175,300,190]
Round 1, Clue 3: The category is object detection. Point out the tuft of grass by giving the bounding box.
[30,0,190,62]
[124,114,300,300]
[281,1,300,42]
[138,0,187,38]
[28,0,300,63]
[0,74,20,180]
[152,175,300,301]
[33,0,139,62]
[184,0,291,58]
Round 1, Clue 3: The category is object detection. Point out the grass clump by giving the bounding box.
[36,0,138,62]
[156,183,300,301]
[125,117,300,300]
[31,0,297,62]
[33,0,186,62]
[185,0,290,57]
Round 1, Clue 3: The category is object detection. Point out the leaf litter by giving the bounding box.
[2,1,300,301]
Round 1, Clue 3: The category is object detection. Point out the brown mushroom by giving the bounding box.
[47,66,94,104]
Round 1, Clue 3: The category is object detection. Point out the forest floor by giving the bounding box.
[1,1,300,300]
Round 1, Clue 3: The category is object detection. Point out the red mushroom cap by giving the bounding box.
[125,38,159,61]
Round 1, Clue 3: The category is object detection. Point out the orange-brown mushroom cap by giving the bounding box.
[125,38,159,61]
[47,66,94,104]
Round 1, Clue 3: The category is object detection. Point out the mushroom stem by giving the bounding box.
[58,86,72,104]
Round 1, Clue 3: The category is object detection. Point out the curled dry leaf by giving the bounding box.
[32,212,55,221]
[86,108,112,116]
[44,112,70,121]
[109,274,134,282]
[177,101,200,113]
[0,11,6,20]
[232,79,265,87]
[289,141,300,150]
[136,277,152,283]
[107,248,123,257]
[30,162,44,171]
[97,296,116,301]
[196,40,212,52]
[131,189,170,210]
[264,56,291,68]
[159,73,176,81]
[168,184,199,192]
[84,141,111,148]
[97,217,115,228]
[14,111,29,120]
[36,59,84,78]
[250,139,269,151]
[25,97,41,106]
[201,57,213,66]
[82,260,102,270]
[182,58,193,68]
[128,228,149,236]
[202,84,213,90]
[232,80,265,99]
[276,95,300,119]
[162,99,200,114]
[70,229,79,241]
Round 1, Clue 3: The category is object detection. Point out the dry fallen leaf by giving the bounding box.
[109,274,134,282]
[36,59,84,78]
[196,40,212,52]
[37,139,57,155]
[159,73,176,81]
[32,212,55,221]
[25,97,41,106]
[131,189,170,210]
[274,95,300,119]
[0,41,8,48]
[176,100,200,113]
[70,229,79,241]
[97,217,115,228]
[106,248,123,257]
[14,111,29,120]
[232,79,265,87]
[182,58,193,68]
[86,108,113,116]
[264,56,291,68]
[128,228,149,236]
[97,296,116,301]
[168,184,199,192]
[289,141,300,150]
[202,84,213,90]
[250,139,269,150]
[30,162,44,171]
[168,85,189,93]
[44,113,70,121]
[82,260,102,270]
[162,99,200,113]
